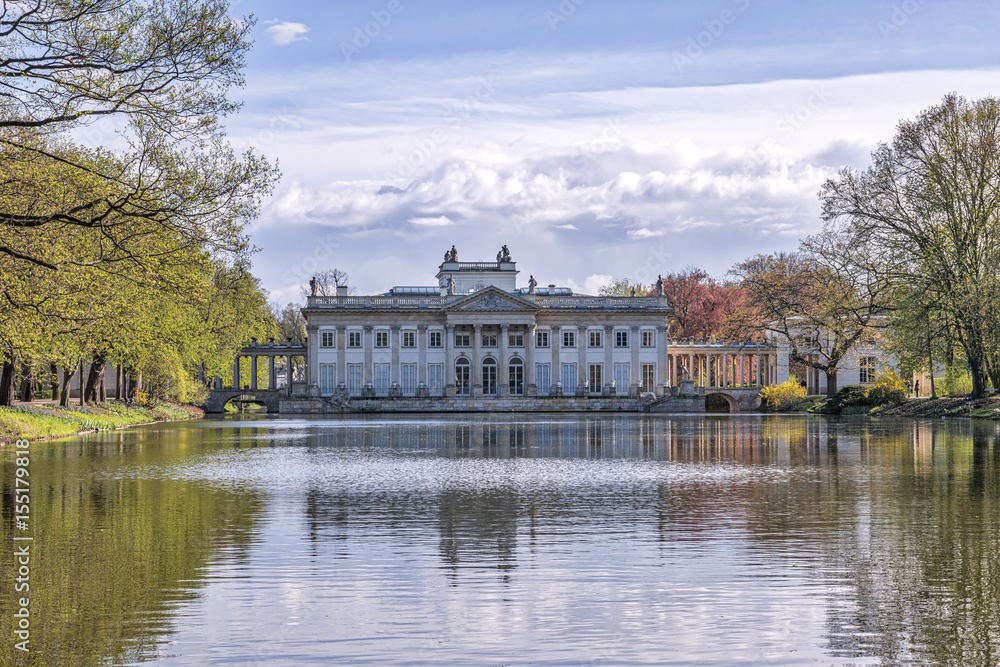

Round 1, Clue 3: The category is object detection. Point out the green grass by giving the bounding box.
[0,400,200,444]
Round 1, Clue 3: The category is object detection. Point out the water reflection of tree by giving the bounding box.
[0,430,265,666]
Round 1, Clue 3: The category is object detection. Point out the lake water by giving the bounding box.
[3,414,1000,666]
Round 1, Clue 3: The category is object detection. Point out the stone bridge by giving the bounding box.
[204,390,284,414]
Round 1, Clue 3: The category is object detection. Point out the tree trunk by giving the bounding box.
[116,365,122,400]
[84,353,107,403]
[50,363,59,401]
[78,362,85,406]
[0,354,18,407]
[60,365,74,407]
[99,371,106,403]
[825,369,838,398]
[20,363,34,403]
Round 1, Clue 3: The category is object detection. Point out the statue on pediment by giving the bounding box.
[447,275,456,294]
[309,276,317,296]
[499,244,512,262]
[528,275,537,294]
[655,274,664,297]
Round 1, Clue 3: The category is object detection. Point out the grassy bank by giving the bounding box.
[788,395,1000,420]
[0,400,203,444]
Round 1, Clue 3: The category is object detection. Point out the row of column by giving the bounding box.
[667,351,777,388]
[229,354,300,393]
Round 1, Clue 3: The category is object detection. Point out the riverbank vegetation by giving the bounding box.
[606,93,1000,404]
[0,1,282,408]
[0,400,201,444]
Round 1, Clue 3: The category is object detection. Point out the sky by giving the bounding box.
[222,0,1000,301]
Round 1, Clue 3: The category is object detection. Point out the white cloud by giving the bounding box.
[265,20,310,46]
[408,215,455,227]
[242,62,1000,294]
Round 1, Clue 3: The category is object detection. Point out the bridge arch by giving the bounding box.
[705,392,738,413]
[205,390,281,414]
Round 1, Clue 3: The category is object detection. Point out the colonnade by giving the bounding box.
[666,344,779,389]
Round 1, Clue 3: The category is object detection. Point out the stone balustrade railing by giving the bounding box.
[306,295,668,309]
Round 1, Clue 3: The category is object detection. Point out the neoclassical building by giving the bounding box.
[302,248,674,401]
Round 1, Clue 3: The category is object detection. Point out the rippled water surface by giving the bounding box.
[4,414,1000,666]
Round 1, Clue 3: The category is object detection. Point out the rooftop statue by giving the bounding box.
[309,276,318,297]
[528,275,537,294]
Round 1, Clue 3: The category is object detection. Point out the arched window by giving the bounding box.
[509,358,524,396]
[455,358,471,396]
[482,357,498,396]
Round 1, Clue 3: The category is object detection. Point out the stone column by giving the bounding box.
[445,324,456,396]
[740,353,746,387]
[251,355,258,390]
[604,325,614,395]
[499,324,510,396]
[472,324,483,397]
[269,356,276,390]
[756,353,762,387]
[630,326,640,395]
[552,326,562,396]
[336,326,347,387]
[233,357,240,390]
[307,324,319,388]
[363,325,374,385]
[390,325,401,388]
[526,324,537,396]
[658,325,669,396]
[578,327,588,395]
[723,353,729,388]
[418,325,428,386]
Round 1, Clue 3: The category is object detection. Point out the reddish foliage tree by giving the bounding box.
[657,267,762,341]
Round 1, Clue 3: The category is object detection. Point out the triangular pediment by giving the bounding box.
[447,286,538,311]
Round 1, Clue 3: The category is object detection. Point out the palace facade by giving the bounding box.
[302,248,674,401]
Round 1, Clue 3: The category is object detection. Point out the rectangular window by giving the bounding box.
[455,332,471,347]
[536,363,551,395]
[642,363,656,392]
[641,331,656,348]
[508,332,524,348]
[320,364,336,395]
[589,330,603,348]
[561,363,577,392]
[402,331,416,348]
[374,364,390,394]
[401,364,417,394]
[589,363,603,390]
[428,364,444,394]
[375,331,389,348]
[614,363,630,395]
[321,331,335,348]
[348,331,362,348]
[347,364,363,395]
[536,331,549,348]
[860,356,878,384]
[615,330,629,348]
[429,331,443,348]
[562,330,576,348]
[482,332,498,347]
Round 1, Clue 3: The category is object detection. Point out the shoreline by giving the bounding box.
[0,400,204,445]
[786,395,1000,421]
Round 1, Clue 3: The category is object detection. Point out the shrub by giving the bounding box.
[824,385,871,414]
[865,369,909,405]
[760,380,807,412]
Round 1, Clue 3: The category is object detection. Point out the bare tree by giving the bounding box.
[821,93,1000,397]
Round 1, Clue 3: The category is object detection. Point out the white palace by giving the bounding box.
[296,246,782,411]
